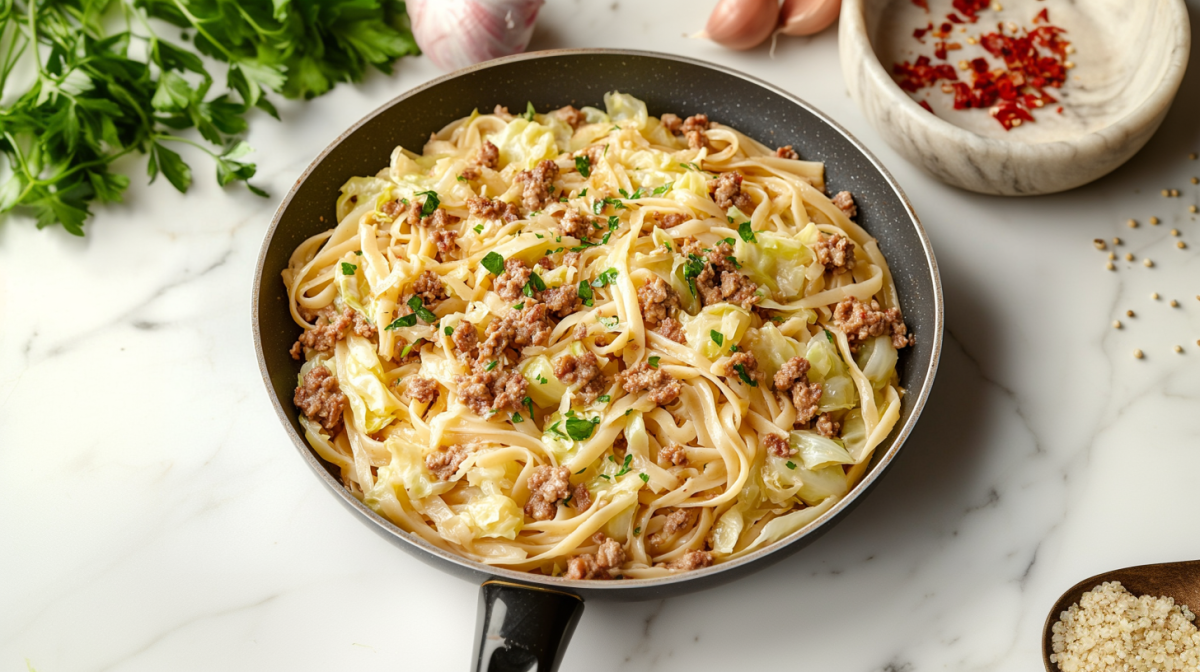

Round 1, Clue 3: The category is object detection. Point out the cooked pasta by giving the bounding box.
[284,92,913,579]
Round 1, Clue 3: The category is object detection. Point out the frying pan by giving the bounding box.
[252,49,943,671]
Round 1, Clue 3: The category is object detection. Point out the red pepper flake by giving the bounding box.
[919,100,935,115]
[952,0,990,22]
[912,0,930,10]
[934,41,948,59]
[1056,106,1063,114]
[1033,8,1049,24]
[947,12,964,24]
[893,55,960,92]
[914,22,933,42]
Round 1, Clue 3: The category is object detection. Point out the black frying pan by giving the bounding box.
[252,49,943,671]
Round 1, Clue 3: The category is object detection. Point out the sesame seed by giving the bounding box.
[1151,292,1160,300]
[1149,216,1160,225]
[1064,61,1075,69]
[1106,261,1114,270]
[1171,229,1180,236]
[1178,241,1187,249]
[1134,349,1144,359]
[958,60,970,70]
[1112,237,1122,245]
[1127,219,1139,228]
[1113,320,1122,329]
[1127,310,1135,317]
[1066,45,1076,55]
[1170,299,1179,307]
[1012,119,1023,127]
[1174,345,1183,353]
[1144,259,1154,267]
[993,2,1002,9]
[967,36,977,44]
[1124,253,1134,261]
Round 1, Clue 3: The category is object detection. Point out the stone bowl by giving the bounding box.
[839,0,1191,195]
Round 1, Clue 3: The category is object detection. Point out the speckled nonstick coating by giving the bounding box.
[252,49,944,603]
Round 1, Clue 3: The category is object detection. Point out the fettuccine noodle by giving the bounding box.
[284,93,913,579]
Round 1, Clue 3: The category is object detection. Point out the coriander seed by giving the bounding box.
[1127,219,1138,228]
[1175,345,1184,353]
[1149,216,1160,225]
[1171,228,1180,236]
[1124,252,1135,261]
[1113,320,1122,329]
[1170,299,1179,307]
[1179,241,1188,249]
[1127,310,1135,317]
[1151,292,1160,300]
[1094,238,1107,249]
[1134,349,1144,359]
[1143,258,1154,267]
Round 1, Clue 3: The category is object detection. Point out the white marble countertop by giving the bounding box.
[3,1,1199,670]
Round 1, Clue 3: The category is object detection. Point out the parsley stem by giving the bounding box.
[166,0,238,62]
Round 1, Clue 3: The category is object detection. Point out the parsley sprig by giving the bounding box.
[0,0,418,235]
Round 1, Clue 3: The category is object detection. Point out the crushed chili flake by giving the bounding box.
[912,0,930,11]
[919,100,935,115]
[892,0,1072,130]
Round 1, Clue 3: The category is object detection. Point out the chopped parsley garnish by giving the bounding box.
[407,295,437,323]
[513,302,524,310]
[575,155,591,178]
[786,460,797,470]
[710,330,724,346]
[648,356,661,368]
[592,196,625,215]
[592,268,619,288]
[399,343,413,358]
[613,453,633,476]
[548,421,568,439]
[340,262,357,275]
[511,413,523,423]
[481,251,505,275]
[577,281,594,306]
[522,101,536,121]
[681,253,707,297]
[618,186,646,200]
[726,255,742,269]
[662,241,672,252]
[444,326,454,336]
[385,313,417,330]
[597,394,611,403]
[651,182,673,196]
[733,363,758,387]
[416,190,440,217]
[603,144,609,157]
[738,221,757,243]
[484,359,499,372]
[599,316,619,329]
[724,237,736,246]
[592,220,603,230]
[565,416,599,441]
[639,472,649,483]
[580,188,588,197]
[354,250,363,256]
[607,216,620,231]
[456,174,466,182]
[601,232,612,245]
[610,124,620,132]
[633,526,642,535]
[624,409,632,416]
[473,224,484,234]
[562,494,572,505]
[536,374,548,385]
[825,329,834,343]
[599,474,611,480]
[575,468,586,475]
[729,344,739,352]
[679,161,705,172]
[535,233,544,239]
[523,396,534,419]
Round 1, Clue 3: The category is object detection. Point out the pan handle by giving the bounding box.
[472,580,584,672]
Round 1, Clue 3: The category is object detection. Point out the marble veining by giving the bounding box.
[2,0,1200,670]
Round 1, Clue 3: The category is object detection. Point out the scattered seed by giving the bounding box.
[1106,261,1115,271]
[1151,292,1160,300]
[1108,252,1116,260]
[966,36,977,44]
[1134,349,1144,359]
[1144,259,1154,267]
[1094,238,1107,249]
[1172,189,1181,197]
[1178,241,1187,249]
[1012,119,1023,127]
[1113,320,1122,329]
[1190,205,1198,213]
[1174,345,1183,353]
[1127,219,1139,228]
[1192,177,1199,185]
[1127,310,1136,317]
[1113,237,1123,245]
[1124,252,1135,261]
[1170,299,1179,307]
[1162,189,1171,197]
[1191,153,1199,160]
[1064,61,1075,69]
[992,1,1002,9]
[1171,229,1180,236]
[1149,216,1160,225]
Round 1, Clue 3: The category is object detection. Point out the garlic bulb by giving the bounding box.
[408,0,545,72]
[778,0,841,36]
[701,0,781,51]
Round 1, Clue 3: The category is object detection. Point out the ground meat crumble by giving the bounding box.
[682,239,760,309]
[553,352,607,405]
[814,233,856,274]
[833,297,913,351]
[425,444,468,481]
[651,507,698,546]
[566,534,627,580]
[654,317,687,344]
[655,549,713,572]
[637,276,679,329]
[572,482,592,512]
[619,361,682,406]
[660,113,682,134]
[658,443,688,467]
[650,211,689,229]
[411,270,447,307]
[479,303,553,360]
[515,159,559,212]
[452,321,480,363]
[494,258,532,301]
[680,114,710,149]
[557,208,592,239]
[453,368,528,416]
[763,433,794,458]
[720,352,762,384]
[555,105,586,129]
[292,305,376,358]
[539,285,583,319]
[294,365,346,434]
[708,171,754,212]
[467,196,520,223]
[775,145,800,160]
[773,356,823,426]
[405,376,439,404]
[815,413,840,439]
[525,465,571,521]
[832,191,857,219]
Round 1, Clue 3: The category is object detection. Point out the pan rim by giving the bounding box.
[252,47,944,592]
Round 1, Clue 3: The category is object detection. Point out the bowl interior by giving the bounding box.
[865,0,1183,143]
[255,50,943,597]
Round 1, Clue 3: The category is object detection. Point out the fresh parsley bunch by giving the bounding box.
[0,0,417,235]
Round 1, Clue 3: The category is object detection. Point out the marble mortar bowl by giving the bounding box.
[839,0,1191,196]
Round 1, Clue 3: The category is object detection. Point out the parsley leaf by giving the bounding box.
[786,460,797,470]
[511,413,523,424]
[710,330,724,346]
[580,188,588,197]
[548,421,568,439]
[513,302,524,310]
[633,526,642,535]
[416,190,440,217]
[591,268,619,288]
[385,313,417,330]
[484,360,499,372]
[444,326,454,336]
[522,101,536,121]
[614,454,633,476]
[681,253,707,297]
[577,281,594,307]
[738,221,757,243]
[473,224,484,234]
[407,295,437,323]
[481,252,505,275]
[651,182,673,196]
[575,155,591,178]
[597,394,611,403]
[607,215,619,231]
[825,329,834,343]
[648,356,661,368]
[638,473,649,483]
[733,363,758,387]
[565,416,598,441]
[523,396,534,419]
[341,262,357,275]
[599,316,619,329]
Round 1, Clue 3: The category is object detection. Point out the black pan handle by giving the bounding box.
[472,580,584,672]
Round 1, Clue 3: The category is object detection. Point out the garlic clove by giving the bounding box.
[409,0,545,72]
[703,0,781,51]
[778,0,842,37]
